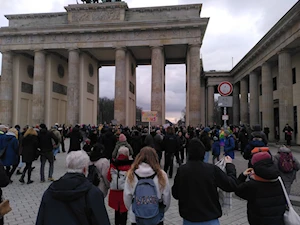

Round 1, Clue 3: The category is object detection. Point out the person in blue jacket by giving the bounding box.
[224,130,235,159]
[212,136,220,164]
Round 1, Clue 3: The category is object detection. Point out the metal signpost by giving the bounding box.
[218,81,233,129]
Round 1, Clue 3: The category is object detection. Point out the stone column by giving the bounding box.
[0,51,13,126]
[187,45,201,126]
[151,46,165,126]
[278,51,294,142]
[207,85,215,126]
[262,62,274,141]
[249,71,259,126]
[67,49,80,126]
[32,50,46,125]
[114,47,127,126]
[233,82,240,125]
[240,77,249,125]
[200,79,206,126]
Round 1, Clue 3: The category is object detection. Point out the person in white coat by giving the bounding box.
[89,143,110,197]
[123,147,171,225]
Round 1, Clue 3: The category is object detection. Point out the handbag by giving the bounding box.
[0,199,12,216]
[278,176,300,225]
[215,158,232,214]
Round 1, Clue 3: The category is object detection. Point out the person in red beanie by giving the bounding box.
[112,134,133,159]
[107,146,133,225]
[235,152,286,225]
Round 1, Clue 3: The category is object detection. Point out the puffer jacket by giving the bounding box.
[235,158,286,225]
[112,141,133,159]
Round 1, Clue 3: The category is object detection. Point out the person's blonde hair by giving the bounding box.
[24,127,37,137]
[8,128,18,139]
[127,147,166,190]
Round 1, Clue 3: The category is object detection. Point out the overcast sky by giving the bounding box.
[0,0,298,123]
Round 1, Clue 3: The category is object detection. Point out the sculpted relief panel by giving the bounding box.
[71,10,121,22]
[0,28,201,47]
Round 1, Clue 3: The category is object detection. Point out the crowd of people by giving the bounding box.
[0,122,300,225]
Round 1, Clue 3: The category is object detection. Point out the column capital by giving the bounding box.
[277,49,291,55]
[188,44,201,49]
[68,48,80,52]
[150,45,163,50]
[33,49,46,54]
[262,61,270,67]
[115,46,127,51]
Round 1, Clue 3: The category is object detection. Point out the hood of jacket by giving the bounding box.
[135,163,155,178]
[48,173,92,202]
[253,158,279,180]
[278,146,291,153]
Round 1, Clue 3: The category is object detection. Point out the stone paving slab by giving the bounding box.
[2,141,300,225]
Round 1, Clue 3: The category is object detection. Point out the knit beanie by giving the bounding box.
[251,152,271,166]
[119,134,127,142]
[204,127,210,133]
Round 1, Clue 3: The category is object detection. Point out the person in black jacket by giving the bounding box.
[68,125,83,152]
[163,126,180,178]
[130,130,142,158]
[100,128,117,160]
[235,152,286,225]
[200,127,212,163]
[20,127,39,184]
[172,138,237,224]
[36,150,110,225]
[38,124,59,182]
[0,161,9,225]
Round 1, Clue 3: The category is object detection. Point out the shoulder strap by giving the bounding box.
[278,176,292,208]
[134,172,156,180]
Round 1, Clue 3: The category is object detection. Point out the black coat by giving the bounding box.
[21,134,39,163]
[36,173,110,225]
[200,132,211,152]
[162,134,179,154]
[68,127,83,152]
[130,134,142,157]
[100,131,117,159]
[38,128,58,153]
[0,162,9,202]
[172,161,237,222]
[235,159,286,225]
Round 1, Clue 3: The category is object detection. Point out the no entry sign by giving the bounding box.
[218,81,233,96]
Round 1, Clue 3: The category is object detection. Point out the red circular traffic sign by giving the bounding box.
[218,81,233,96]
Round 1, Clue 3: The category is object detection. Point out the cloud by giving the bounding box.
[0,0,298,123]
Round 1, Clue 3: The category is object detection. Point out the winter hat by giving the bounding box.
[40,123,47,129]
[224,130,231,135]
[187,138,206,161]
[251,152,271,166]
[117,146,129,158]
[204,127,210,133]
[90,143,106,162]
[119,134,127,142]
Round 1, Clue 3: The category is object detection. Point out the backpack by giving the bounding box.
[132,173,163,225]
[110,168,127,190]
[87,164,100,186]
[278,152,294,173]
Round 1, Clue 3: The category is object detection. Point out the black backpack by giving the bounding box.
[87,164,100,186]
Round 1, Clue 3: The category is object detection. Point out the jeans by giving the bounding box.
[183,219,219,225]
[40,151,54,181]
[53,146,60,156]
[164,153,175,178]
[204,151,210,163]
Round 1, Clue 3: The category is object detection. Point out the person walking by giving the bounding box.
[112,134,133,159]
[124,147,171,225]
[0,161,9,225]
[1,128,19,183]
[38,124,58,182]
[172,138,237,225]
[273,145,300,194]
[107,146,133,225]
[212,136,220,164]
[130,130,143,158]
[224,130,235,159]
[235,152,286,225]
[163,127,180,178]
[36,150,110,225]
[89,143,110,197]
[100,128,117,160]
[68,125,83,152]
[154,130,163,163]
[200,127,212,163]
[283,124,294,147]
[19,127,39,184]
[50,126,61,160]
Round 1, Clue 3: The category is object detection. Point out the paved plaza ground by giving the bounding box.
[3,141,300,225]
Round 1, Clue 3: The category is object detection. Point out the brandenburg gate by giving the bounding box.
[0,1,208,127]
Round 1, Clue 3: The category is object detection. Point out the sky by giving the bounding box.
[0,0,298,123]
